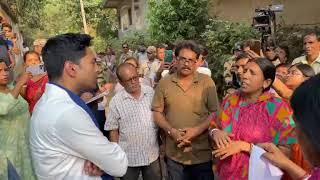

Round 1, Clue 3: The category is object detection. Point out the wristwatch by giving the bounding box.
[209,128,219,138]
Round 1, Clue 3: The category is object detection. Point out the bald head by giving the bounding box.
[116,63,137,82]
[147,46,157,61]
[116,63,141,94]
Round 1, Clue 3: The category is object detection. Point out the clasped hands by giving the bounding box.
[170,127,202,153]
[211,129,251,160]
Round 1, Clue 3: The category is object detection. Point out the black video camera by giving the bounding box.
[252,5,283,34]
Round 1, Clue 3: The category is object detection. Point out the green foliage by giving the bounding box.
[7,0,46,45]
[119,31,156,50]
[7,0,118,50]
[201,19,259,96]
[148,0,209,43]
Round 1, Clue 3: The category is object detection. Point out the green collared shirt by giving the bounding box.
[152,72,219,165]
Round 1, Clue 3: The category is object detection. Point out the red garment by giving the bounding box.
[26,74,48,113]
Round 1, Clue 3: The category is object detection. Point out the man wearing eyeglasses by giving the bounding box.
[152,40,219,180]
[105,63,161,180]
[119,43,135,63]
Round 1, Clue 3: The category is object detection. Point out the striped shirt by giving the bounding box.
[105,85,159,167]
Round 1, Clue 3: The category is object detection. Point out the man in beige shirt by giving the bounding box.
[292,32,320,74]
[152,40,219,180]
[273,32,320,99]
[139,46,161,86]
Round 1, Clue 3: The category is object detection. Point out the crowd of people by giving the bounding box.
[0,29,320,180]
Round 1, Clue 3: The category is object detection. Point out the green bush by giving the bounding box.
[118,31,157,51]
[201,19,259,97]
[148,0,209,43]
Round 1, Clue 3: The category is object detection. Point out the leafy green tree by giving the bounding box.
[7,0,118,51]
[7,0,46,44]
[201,19,259,97]
[148,0,209,42]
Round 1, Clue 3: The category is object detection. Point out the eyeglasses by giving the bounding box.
[122,46,128,49]
[177,56,197,64]
[123,76,139,83]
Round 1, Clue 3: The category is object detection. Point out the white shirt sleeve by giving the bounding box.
[105,98,120,131]
[54,107,128,177]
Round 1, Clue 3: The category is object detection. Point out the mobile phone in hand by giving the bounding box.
[163,62,171,70]
[164,50,173,63]
[26,64,45,76]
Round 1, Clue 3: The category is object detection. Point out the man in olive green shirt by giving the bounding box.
[152,40,219,180]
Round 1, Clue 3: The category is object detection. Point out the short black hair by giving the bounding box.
[0,58,9,67]
[174,40,201,59]
[235,53,249,62]
[291,63,315,78]
[243,39,261,55]
[23,51,40,63]
[157,44,166,49]
[276,63,290,69]
[0,59,6,64]
[250,57,276,91]
[201,47,209,57]
[166,42,175,50]
[304,31,319,41]
[2,23,12,30]
[42,33,92,81]
[265,41,276,48]
[116,63,136,82]
[291,74,320,154]
[277,45,290,58]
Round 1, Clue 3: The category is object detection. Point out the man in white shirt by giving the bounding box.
[105,63,161,180]
[139,46,161,86]
[30,33,128,180]
[292,32,320,74]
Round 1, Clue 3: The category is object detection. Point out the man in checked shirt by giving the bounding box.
[105,63,161,180]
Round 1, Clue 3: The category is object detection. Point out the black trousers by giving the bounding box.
[166,158,214,180]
